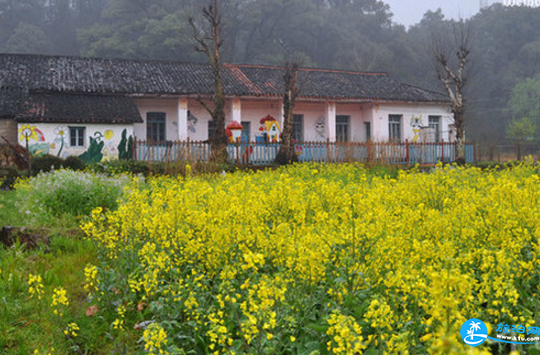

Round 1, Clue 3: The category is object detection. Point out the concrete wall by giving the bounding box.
[17,123,133,162]
[133,97,453,143]
[0,118,17,143]
[371,103,453,142]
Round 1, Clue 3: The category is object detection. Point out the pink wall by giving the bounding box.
[133,97,452,143]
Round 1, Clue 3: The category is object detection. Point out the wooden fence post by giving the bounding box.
[441,139,445,163]
[405,139,410,165]
[326,138,330,163]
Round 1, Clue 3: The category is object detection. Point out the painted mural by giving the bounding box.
[188,111,198,133]
[315,117,326,140]
[18,124,50,156]
[18,123,134,162]
[410,115,424,143]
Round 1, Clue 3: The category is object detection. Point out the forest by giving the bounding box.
[2,0,540,153]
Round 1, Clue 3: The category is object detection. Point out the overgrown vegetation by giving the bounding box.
[3,163,540,354]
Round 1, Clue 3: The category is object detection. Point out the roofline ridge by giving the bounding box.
[229,63,388,76]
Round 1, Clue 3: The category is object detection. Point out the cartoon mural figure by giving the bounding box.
[79,131,104,164]
[410,115,424,143]
[226,121,243,143]
[117,129,133,160]
[258,115,281,142]
[188,111,198,133]
[315,117,326,139]
[19,124,49,156]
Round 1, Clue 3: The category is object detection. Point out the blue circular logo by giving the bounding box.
[461,319,488,347]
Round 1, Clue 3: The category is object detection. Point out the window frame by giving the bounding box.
[336,115,350,143]
[388,114,402,142]
[428,115,441,143]
[146,112,166,143]
[69,126,85,147]
[292,114,304,142]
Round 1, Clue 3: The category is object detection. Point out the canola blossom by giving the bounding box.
[82,163,540,354]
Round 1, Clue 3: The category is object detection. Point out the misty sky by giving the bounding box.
[385,0,501,27]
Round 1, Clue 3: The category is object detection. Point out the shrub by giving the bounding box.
[30,155,64,175]
[15,170,132,222]
[62,156,86,171]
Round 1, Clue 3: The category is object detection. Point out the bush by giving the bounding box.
[62,156,86,171]
[15,170,132,222]
[30,155,65,175]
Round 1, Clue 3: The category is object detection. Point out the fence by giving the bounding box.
[132,138,476,165]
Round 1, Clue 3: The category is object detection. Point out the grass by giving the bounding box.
[0,189,111,354]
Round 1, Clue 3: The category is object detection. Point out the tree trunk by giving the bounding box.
[454,110,466,165]
[275,62,299,165]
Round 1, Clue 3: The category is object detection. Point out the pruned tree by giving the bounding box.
[275,62,300,165]
[189,0,229,163]
[431,22,472,165]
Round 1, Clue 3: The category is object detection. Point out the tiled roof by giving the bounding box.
[0,87,25,118]
[15,93,143,124]
[0,53,449,103]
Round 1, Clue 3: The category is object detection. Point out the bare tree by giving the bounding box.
[275,62,300,165]
[431,22,472,165]
[189,0,229,163]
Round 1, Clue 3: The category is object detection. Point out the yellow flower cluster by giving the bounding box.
[64,322,79,337]
[84,264,99,296]
[28,274,44,300]
[50,287,69,316]
[82,163,540,353]
[143,323,169,355]
[327,310,366,354]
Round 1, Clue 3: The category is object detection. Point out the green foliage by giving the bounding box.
[30,155,65,175]
[15,170,132,223]
[5,22,52,54]
[62,156,87,171]
[507,116,536,142]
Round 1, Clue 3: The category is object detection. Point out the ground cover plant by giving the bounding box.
[3,163,540,354]
[78,163,540,354]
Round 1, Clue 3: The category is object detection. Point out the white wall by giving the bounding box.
[17,123,133,161]
[371,103,453,142]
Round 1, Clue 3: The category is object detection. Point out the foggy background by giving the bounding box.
[1,0,539,158]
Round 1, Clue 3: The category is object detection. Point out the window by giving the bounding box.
[364,122,371,141]
[336,115,350,142]
[389,115,402,142]
[292,114,304,142]
[147,112,166,142]
[69,127,85,147]
[429,115,441,142]
[241,121,251,142]
[208,120,215,140]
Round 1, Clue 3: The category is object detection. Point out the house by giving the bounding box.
[0,53,453,163]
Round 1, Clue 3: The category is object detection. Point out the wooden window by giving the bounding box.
[429,115,441,142]
[292,114,304,142]
[147,112,166,142]
[389,115,402,142]
[69,127,85,147]
[336,115,350,142]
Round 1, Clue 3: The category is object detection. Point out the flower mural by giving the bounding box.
[54,126,68,157]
